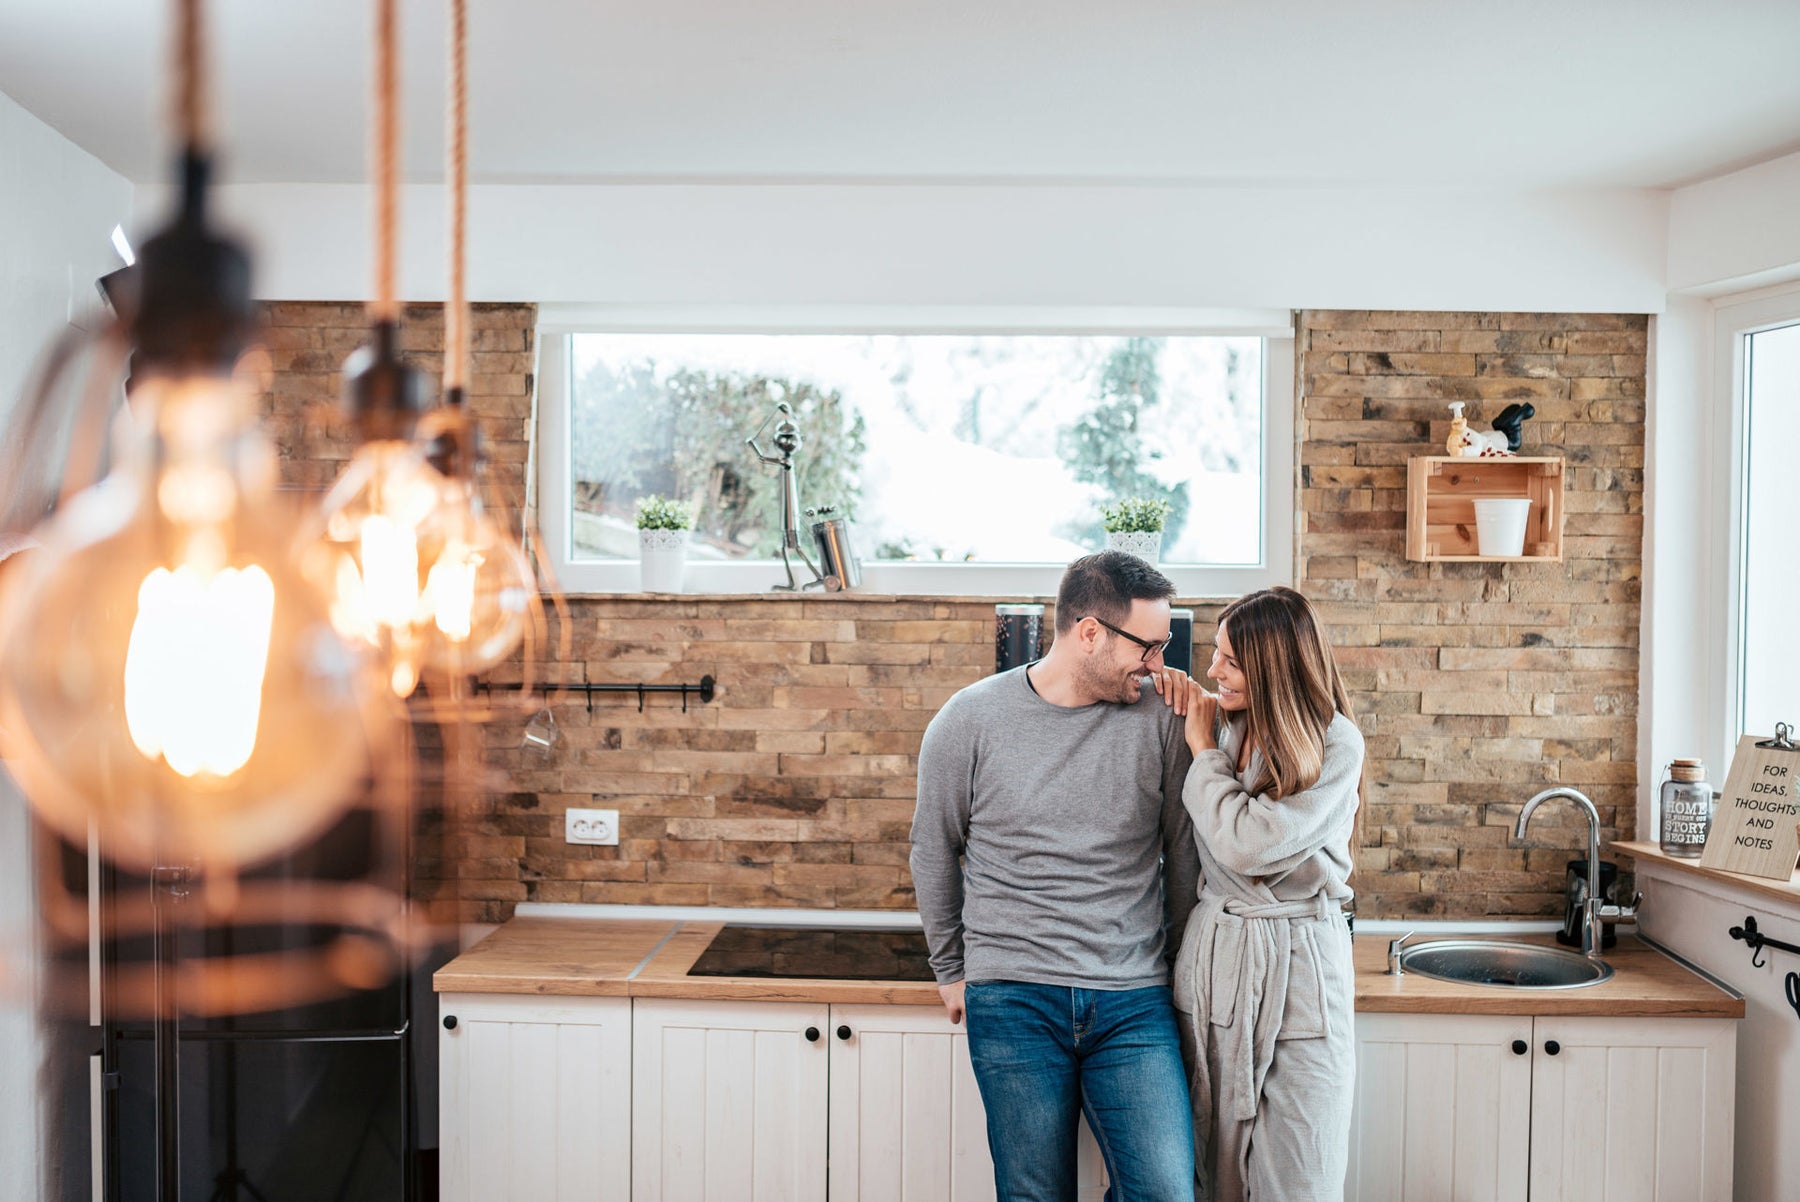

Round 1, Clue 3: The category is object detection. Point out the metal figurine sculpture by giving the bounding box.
[747,401,838,591]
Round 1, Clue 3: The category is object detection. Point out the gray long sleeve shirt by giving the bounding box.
[909,666,1201,990]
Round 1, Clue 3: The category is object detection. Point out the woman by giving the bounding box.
[1152,586,1362,1202]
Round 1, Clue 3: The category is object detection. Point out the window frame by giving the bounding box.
[1711,285,1800,770]
[534,306,1296,598]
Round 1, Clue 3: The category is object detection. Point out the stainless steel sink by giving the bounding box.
[1399,940,1614,989]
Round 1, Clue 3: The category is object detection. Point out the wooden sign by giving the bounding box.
[1699,725,1800,880]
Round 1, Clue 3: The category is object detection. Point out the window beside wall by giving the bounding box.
[1734,308,1800,742]
[536,315,1294,596]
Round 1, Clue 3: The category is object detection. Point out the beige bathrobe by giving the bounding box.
[1173,711,1362,1202]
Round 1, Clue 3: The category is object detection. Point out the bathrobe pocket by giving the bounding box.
[1277,924,1329,1040]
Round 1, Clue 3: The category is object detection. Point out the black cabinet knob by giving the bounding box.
[836,1025,852,1041]
[443,1015,457,1030]
[1544,1040,1561,1056]
[804,1027,821,1042]
[1511,1039,1528,1056]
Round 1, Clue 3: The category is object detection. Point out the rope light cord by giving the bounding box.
[372,0,399,323]
[174,0,208,151]
[445,0,468,397]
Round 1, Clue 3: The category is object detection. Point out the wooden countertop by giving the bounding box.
[430,916,678,996]
[435,917,1742,1017]
[1353,931,1743,1018]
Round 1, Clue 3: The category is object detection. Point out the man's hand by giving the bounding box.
[938,980,966,1025]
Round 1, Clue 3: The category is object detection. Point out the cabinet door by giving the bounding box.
[439,992,632,1202]
[825,1004,993,1202]
[1527,1016,1736,1202]
[631,997,830,1202]
[825,1004,1109,1202]
[1348,1012,1532,1202]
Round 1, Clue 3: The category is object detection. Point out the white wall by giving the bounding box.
[0,91,134,425]
[135,180,1671,314]
[1636,868,1800,1202]
[0,87,133,1202]
[1667,149,1800,295]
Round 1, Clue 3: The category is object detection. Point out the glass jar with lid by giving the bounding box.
[1658,758,1714,857]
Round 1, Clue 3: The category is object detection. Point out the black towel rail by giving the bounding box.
[1728,915,1800,969]
[476,675,715,714]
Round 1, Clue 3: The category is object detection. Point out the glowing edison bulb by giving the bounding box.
[412,408,538,676]
[308,441,447,697]
[0,373,392,876]
[418,500,535,674]
[123,563,274,777]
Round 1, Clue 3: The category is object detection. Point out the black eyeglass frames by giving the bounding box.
[1089,616,1173,664]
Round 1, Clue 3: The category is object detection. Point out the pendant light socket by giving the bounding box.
[342,318,430,443]
[132,151,254,373]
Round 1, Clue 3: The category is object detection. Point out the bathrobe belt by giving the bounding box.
[1183,891,1339,1123]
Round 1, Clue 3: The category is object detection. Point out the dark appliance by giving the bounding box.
[1165,608,1194,675]
[687,926,935,982]
[1555,858,1618,950]
[77,804,438,1202]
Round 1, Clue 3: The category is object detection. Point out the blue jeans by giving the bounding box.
[965,981,1195,1202]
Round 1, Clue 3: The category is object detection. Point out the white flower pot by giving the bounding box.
[638,528,690,592]
[1105,530,1163,564]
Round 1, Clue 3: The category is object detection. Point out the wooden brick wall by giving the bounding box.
[1299,311,1646,918]
[259,301,534,493]
[262,303,1645,925]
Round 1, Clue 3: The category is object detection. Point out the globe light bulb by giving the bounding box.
[309,440,447,696]
[305,320,445,697]
[414,406,537,676]
[0,371,392,878]
[419,482,535,674]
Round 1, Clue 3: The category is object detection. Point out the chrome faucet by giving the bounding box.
[1512,786,1639,959]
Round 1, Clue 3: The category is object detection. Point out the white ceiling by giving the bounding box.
[2,0,1798,190]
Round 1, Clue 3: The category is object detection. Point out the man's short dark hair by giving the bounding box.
[1053,551,1176,633]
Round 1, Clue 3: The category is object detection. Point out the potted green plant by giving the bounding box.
[635,495,696,593]
[1100,497,1172,564]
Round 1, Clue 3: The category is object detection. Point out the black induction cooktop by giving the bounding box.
[685,925,936,981]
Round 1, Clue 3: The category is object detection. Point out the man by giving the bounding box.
[910,551,1201,1202]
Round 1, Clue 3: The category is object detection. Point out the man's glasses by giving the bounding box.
[1089,616,1173,664]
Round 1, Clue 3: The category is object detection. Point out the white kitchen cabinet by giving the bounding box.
[631,997,832,1202]
[633,999,1108,1202]
[827,1003,995,1202]
[438,992,632,1202]
[1349,1012,1533,1202]
[824,1004,1109,1202]
[1349,1012,1736,1202]
[1527,1016,1736,1202]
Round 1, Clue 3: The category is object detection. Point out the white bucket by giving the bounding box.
[1472,498,1533,557]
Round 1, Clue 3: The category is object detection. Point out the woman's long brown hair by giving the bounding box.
[1216,587,1364,856]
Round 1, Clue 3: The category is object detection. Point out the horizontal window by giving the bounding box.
[536,312,1293,597]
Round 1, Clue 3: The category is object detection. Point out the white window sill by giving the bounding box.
[550,560,1287,598]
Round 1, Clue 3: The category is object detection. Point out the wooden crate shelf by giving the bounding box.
[1405,456,1564,562]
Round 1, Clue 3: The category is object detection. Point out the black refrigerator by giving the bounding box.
[72,804,440,1202]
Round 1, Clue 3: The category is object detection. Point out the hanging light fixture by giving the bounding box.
[0,0,391,890]
[411,0,537,679]
[304,0,447,699]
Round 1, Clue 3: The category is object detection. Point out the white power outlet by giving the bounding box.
[565,808,619,846]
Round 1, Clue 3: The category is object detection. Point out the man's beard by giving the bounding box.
[1075,656,1143,705]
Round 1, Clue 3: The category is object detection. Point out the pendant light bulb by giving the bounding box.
[414,407,535,675]
[0,176,392,875]
[304,321,444,697]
